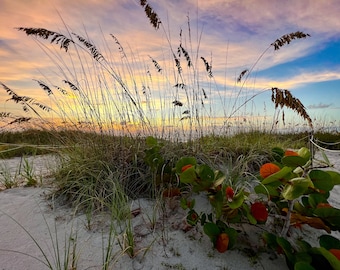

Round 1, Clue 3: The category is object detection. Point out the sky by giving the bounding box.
[1,0,340,135]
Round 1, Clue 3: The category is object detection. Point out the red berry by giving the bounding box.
[251,202,268,223]
[216,233,229,253]
[225,186,234,202]
[260,163,280,178]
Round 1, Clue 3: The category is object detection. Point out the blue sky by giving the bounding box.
[0,0,339,133]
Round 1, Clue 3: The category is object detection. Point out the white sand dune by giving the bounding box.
[0,150,339,270]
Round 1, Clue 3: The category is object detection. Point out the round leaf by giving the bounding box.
[310,247,340,270]
[255,181,281,197]
[326,171,340,186]
[277,236,294,261]
[262,232,278,250]
[282,177,312,200]
[319,235,340,250]
[213,170,226,187]
[203,222,220,242]
[243,203,257,225]
[314,207,340,229]
[196,164,215,184]
[175,157,197,174]
[294,261,315,270]
[298,147,311,160]
[179,166,197,184]
[309,170,334,192]
[228,191,245,209]
[282,156,308,167]
[272,147,284,163]
[262,166,292,184]
[308,193,329,209]
[224,227,238,249]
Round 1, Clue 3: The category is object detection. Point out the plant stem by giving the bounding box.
[281,199,294,237]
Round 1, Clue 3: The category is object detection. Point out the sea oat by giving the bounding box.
[271,31,310,51]
[271,87,313,128]
[17,27,74,52]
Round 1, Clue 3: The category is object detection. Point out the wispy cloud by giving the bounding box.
[238,69,340,91]
[308,103,333,109]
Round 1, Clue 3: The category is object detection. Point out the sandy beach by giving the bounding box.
[0,150,339,270]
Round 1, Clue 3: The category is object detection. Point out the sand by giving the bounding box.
[0,150,339,270]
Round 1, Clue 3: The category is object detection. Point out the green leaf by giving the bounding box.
[262,166,292,184]
[186,209,199,226]
[216,220,229,231]
[282,177,313,200]
[308,193,329,209]
[294,200,309,215]
[298,147,311,160]
[208,191,224,219]
[310,247,340,270]
[277,236,295,264]
[243,203,257,225]
[296,239,312,253]
[262,232,278,250]
[213,170,226,187]
[179,166,197,184]
[145,136,158,147]
[224,227,238,249]
[196,164,215,184]
[203,222,220,242]
[294,261,315,270]
[295,252,313,265]
[319,235,340,250]
[272,147,284,163]
[190,198,195,209]
[180,198,195,210]
[309,170,334,192]
[282,156,308,167]
[255,181,281,197]
[228,191,245,209]
[175,157,197,174]
[314,207,340,229]
[321,151,331,166]
[200,213,207,226]
[180,197,188,210]
[277,236,293,254]
[326,171,340,185]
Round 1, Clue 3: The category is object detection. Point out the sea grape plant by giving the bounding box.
[174,146,340,269]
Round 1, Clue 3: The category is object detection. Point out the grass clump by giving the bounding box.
[49,130,317,213]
